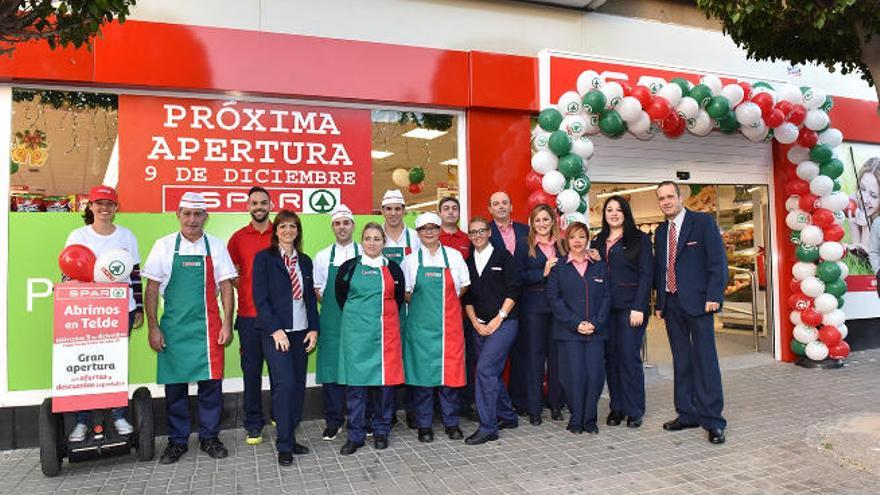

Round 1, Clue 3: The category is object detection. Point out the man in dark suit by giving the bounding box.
[653,181,728,445]
[488,191,529,256]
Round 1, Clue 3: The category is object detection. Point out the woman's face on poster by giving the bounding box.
[859,172,880,217]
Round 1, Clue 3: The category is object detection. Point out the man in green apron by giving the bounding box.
[402,212,470,442]
[143,192,237,465]
[313,204,359,441]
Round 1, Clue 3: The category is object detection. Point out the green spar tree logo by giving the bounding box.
[108,260,126,277]
[309,189,337,213]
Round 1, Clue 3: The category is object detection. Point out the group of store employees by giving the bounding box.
[69,180,728,467]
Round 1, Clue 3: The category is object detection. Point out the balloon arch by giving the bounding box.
[529,70,849,363]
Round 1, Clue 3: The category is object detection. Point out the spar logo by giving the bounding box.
[566,120,585,137]
[565,101,580,114]
[308,189,337,213]
[111,288,126,299]
[108,260,126,277]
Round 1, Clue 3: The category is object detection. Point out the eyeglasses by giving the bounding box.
[468,228,490,236]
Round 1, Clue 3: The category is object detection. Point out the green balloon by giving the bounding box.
[833,179,842,192]
[577,197,588,214]
[688,84,712,108]
[753,81,775,91]
[836,295,845,309]
[408,167,425,184]
[821,95,835,112]
[569,175,592,195]
[820,159,844,179]
[598,110,626,137]
[548,131,572,156]
[558,154,585,179]
[718,111,739,134]
[582,90,606,114]
[671,77,691,95]
[810,144,833,163]
[790,339,807,357]
[538,108,563,132]
[706,95,730,120]
[816,261,842,283]
[825,279,848,297]
[796,244,820,262]
[790,231,801,245]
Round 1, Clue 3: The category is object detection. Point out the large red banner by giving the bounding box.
[118,95,373,213]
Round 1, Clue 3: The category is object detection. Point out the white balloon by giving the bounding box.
[792,262,817,281]
[700,75,723,96]
[786,210,811,231]
[834,210,846,223]
[561,211,587,228]
[576,70,604,95]
[819,241,845,262]
[720,84,745,108]
[814,293,838,313]
[676,97,699,121]
[790,310,803,326]
[805,340,830,361]
[820,191,846,212]
[658,83,683,108]
[804,109,830,131]
[836,261,850,279]
[787,146,811,164]
[819,128,843,148]
[582,113,601,135]
[741,122,769,142]
[570,135,594,159]
[561,114,588,137]
[687,110,714,136]
[556,189,581,213]
[531,129,550,151]
[793,324,819,344]
[837,323,849,340]
[541,170,566,195]
[802,87,827,110]
[823,309,846,327]
[557,91,583,116]
[779,84,805,105]
[735,102,762,126]
[796,161,821,182]
[616,96,643,123]
[800,226,824,247]
[785,195,801,212]
[773,123,799,144]
[629,111,652,134]
[600,82,624,110]
[800,277,826,298]
[531,150,558,175]
[809,175,834,197]
[93,248,135,283]
[637,76,666,95]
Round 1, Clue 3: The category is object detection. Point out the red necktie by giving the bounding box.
[667,222,678,293]
[284,253,303,300]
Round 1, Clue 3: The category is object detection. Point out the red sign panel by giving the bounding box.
[118,95,372,213]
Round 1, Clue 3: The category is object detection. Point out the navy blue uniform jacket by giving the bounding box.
[596,233,654,313]
[546,259,612,341]
[252,248,320,334]
[515,237,564,315]
[654,209,728,317]
[489,220,529,255]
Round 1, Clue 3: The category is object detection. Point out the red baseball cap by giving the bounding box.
[89,185,118,203]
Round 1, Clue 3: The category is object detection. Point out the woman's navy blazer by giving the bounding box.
[597,234,654,313]
[252,248,320,334]
[546,259,611,342]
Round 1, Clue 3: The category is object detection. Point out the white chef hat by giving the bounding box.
[178,192,207,210]
[415,212,442,229]
[381,189,406,207]
[331,204,353,222]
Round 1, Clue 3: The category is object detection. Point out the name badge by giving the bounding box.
[491,267,503,271]
[182,261,202,268]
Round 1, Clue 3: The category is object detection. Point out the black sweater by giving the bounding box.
[462,246,521,322]
[335,258,406,311]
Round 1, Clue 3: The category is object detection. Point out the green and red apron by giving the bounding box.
[403,249,465,387]
[338,258,404,386]
[316,243,358,384]
[382,228,412,266]
[157,234,224,385]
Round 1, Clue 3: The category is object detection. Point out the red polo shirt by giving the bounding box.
[440,228,471,259]
[227,222,273,317]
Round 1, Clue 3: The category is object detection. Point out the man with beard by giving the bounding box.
[227,186,274,445]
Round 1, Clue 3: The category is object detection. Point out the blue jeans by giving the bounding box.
[472,319,519,435]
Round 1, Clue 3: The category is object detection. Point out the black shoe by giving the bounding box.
[445,426,463,440]
[406,412,417,430]
[550,408,564,421]
[566,424,583,434]
[292,442,309,455]
[514,406,528,417]
[365,424,374,437]
[663,419,699,431]
[278,451,293,466]
[497,419,518,430]
[417,427,434,443]
[340,441,363,455]
[322,426,339,441]
[159,442,188,464]
[464,430,498,445]
[374,434,389,449]
[459,406,478,420]
[584,423,599,434]
[626,416,643,428]
[606,410,624,426]
[529,414,542,426]
[199,437,229,459]
[707,428,726,444]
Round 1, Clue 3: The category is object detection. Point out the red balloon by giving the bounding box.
[845,198,858,216]
[797,127,818,148]
[662,114,686,138]
[775,100,793,115]
[812,208,834,228]
[789,279,802,294]
[646,97,673,121]
[59,244,96,282]
[527,190,556,212]
[798,193,820,213]
[525,171,543,192]
[737,81,752,101]
[800,308,823,327]
[408,182,424,194]
[766,108,785,128]
[661,112,681,132]
[618,80,633,96]
[824,224,845,242]
[818,325,843,347]
[788,292,812,311]
[788,104,807,126]
[630,85,653,110]
[786,179,811,196]
[752,92,774,117]
[829,340,850,359]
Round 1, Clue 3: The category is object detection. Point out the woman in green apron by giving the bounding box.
[334,222,406,455]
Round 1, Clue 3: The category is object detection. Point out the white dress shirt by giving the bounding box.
[142,232,237,295]
[665,208,687,292]
[360,253,388,268]
[281,247,308,332]
[402,245,471,295]
[313,242,360,296]
[473,244,495,277]
[384,226,421,252]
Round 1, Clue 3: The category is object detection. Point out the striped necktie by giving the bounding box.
[667,222,678,293]
[284,252,303,300]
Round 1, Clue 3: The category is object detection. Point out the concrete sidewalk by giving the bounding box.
[2,350,880,494]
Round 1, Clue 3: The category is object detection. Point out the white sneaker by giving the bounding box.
[114,418,133,436]
[68,422,88,442]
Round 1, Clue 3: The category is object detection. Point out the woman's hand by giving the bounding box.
[272,329,290,352]
[587,249,601,262]
[629,310,644,327]
[303,330,318,352]
[577,321,589,334]
[486,315,503,334]
[543,258,558,277]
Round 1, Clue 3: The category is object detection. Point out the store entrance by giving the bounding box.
[589,182,774,364]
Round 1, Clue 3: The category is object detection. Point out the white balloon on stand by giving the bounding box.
[558,91,583,116]
[790,310,802,326]
[804,109,830,131]
[786,210,811,231]
[836,261,850,279]
[809,175,834,196]
[802,87,827,110]
[576,70,604,95]
[600,82,624,109]
[800,277,826,298]
[792,262,817,280]
[720,84,745,108]
[734,102,762,126]
[785,195,800,212]
[799,226,824,247]
[819,128,843,148]
[805,340,830,361]
[814,293,838,313]
[773,123,799,144]
[796,161,820,182]
[793,324,818,344]
[570,135,594,159]
[687,110,714,136]
[819,241,845,261]
[531,149,558,175]
[787,146,811,164]
[657,83,683,108]
[676,97,700,121]
[822,309,846,327]
[616,96,643,123]
[700,75,723,96]
[541,170,566,195]
[556,189,581,213]
[837,323,849,340]
[561,114,588,137]
[779,84,805,105]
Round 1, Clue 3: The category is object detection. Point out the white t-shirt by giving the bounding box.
[403,245,470,295]
[142,232,237,295]
[65,225,140,311]
[384,226,421,252]
[313,242,360,296]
